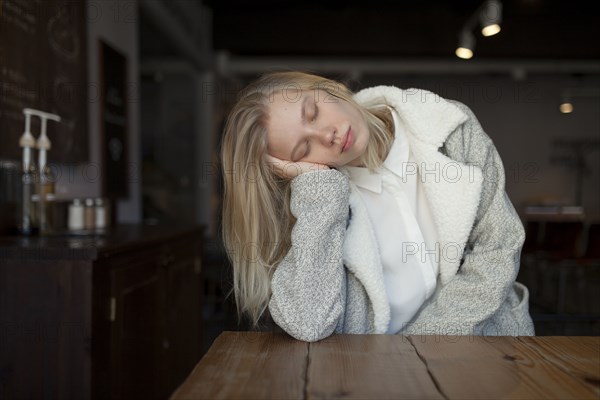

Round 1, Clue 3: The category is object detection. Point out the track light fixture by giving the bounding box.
[456,0,503,59]
[455,30,475,59]
[480,0,502,36]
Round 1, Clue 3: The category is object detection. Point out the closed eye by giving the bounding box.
[302,140,310,158]
[311,105,319,122]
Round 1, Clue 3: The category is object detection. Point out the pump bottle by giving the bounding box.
[18,110,37,235]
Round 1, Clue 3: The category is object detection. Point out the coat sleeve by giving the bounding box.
[403,100,532,336]
[268,169,350,342]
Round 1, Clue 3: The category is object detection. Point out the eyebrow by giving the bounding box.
[289,96,310,161]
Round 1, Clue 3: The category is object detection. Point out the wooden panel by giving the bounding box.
[409,336,599,399]
[109,255,160,400]
[307,334,443,399]
[170,332,307,400]
[0,259,91,400]
[91,256,112,400]
[160,238,203,398]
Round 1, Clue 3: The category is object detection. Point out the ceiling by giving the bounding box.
[139,0,600,79]
[201,0,600,59]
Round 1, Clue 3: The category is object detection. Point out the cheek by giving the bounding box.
[354,128,369,155]
[266,133,287,159]
[266,120,295,158]
[307,151,335,167]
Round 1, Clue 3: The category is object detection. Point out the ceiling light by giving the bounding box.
[456,31,475,59]
[559,101,573,114]
[456,0,503,58]
[480,0,502,37]
[559,87,600,114]
[482,24,501,37]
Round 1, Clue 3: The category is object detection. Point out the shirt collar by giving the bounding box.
[341,108,410,194]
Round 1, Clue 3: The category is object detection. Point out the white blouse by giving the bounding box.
[340,109,440,334]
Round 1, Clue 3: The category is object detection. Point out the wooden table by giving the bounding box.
[171,332,599,399]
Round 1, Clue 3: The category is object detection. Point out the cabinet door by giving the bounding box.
[0,260,92,400]
[159,237,203,397]
[108,252,161,400]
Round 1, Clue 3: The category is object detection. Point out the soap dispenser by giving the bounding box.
[18,109,37,235]
[34,110,61,234]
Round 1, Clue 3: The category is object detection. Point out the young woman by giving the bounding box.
[221,71,534,342]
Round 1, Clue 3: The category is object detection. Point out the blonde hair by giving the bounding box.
[221,71,394,327]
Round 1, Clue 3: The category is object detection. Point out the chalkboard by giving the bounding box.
[0,0,88,163]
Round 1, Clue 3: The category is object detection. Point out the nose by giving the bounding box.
[308,125,337,147]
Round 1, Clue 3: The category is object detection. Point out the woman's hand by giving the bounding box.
[265,154,330,179]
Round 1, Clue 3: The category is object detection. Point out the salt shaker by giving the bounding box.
[95,198,107,230]
[68,199,84,230]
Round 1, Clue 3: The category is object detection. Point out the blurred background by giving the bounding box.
[136,0,600,341]
[1,0,599,383]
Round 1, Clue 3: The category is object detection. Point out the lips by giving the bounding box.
[341,127,353,153]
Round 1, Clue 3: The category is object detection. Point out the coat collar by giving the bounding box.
[340,116,410,194]
[346,86,483,290]
[353,85,469,148]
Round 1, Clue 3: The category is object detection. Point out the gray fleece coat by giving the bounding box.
[268,86,535,342]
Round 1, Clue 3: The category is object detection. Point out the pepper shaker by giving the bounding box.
[84,198,95,230]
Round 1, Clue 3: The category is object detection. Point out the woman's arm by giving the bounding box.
[268,169,350,342]
[403,100,529,336]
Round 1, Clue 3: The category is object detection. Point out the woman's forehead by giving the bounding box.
[269,88,315,105]
[268,91,308,121]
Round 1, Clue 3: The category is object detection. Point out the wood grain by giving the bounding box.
[306,334,444,399]
[517,336,600,396]
[409,335,599,399]
[170,334,599,400]
[170,332,307,400]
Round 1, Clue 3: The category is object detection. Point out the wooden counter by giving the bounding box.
[0,224,205,400]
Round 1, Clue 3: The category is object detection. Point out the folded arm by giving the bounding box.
[268,169,350,342]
